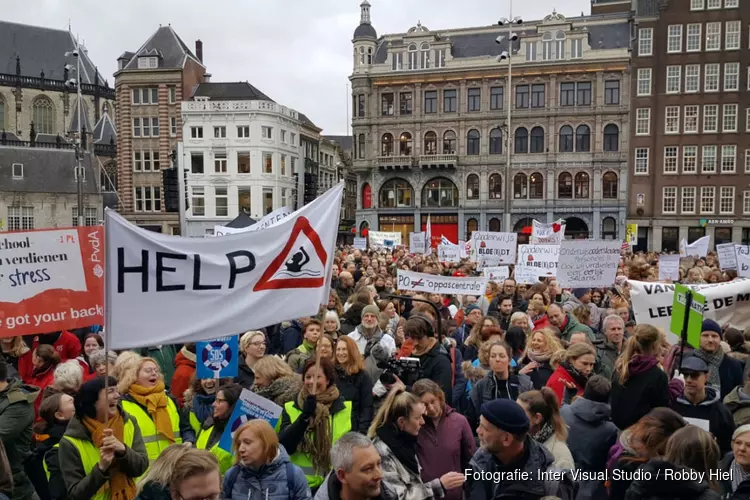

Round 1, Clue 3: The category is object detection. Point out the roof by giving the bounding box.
[634,0,661,16]
[67,97,93,134]
[354,23,378,40]
[117,51,135,61]
[298,112,321,131]
[93,112,116,145]
[0,147,100,194]
[0,20,105,84]
[191,82,274,102]
[588,23,631,49]
[121,25,204,71]
[225,212,256,228]
[324,135,353,152]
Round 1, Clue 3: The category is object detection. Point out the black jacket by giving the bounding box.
[28,422,67,500]
[0,379,39,500]
[404,341,453,404]
[281,321,304,355]
[524,361,555,390]
[611,363,670,430]
[624,460,721,500]
[720,452,750,500]
[278,396,349,455]
[717,355,745,400]
[671,386,735,454]
[336,367,374,434]
[235,356,255,389]
[468,372,533,432]
[314,472,396,500]
[134,482,171,500]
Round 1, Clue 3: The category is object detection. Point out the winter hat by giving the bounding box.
[362,305,380,319]
[465,304,481,315]
[701,319,723,338]
[480,399,529,435]
[572,288,590,300]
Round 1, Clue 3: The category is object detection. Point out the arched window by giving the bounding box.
[408,43,418,70]
[575,125,591,152]
[529,172,544,199]
[362,183,372,209]
[530,126,545,153]
[466,174,479,199]
[467,218,478,240]
[381,133,394,156]
[358,134,365,159]
[602,171,618,199]
[603,124,619,152]
[422,177,459,207]
[489,217,501,232]
[359,47,365,64]
[602,217,617,240]
[489,128,503,155]
[101,162,117,192]
[399,132,412,156]
[489,173,502,199]
[514,127,528,154]
[421,42,431,69]
[574,172,590,198]
[559,125,573,152]
[424,131,437,155]
[32,96,55,134]
[467,129,480,155]
[558,172,573,198]
[380,178,414,208]
[443,130,456,154]
[367,47,372,64]
[513,173,528,199]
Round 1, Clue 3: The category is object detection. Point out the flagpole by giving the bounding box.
[103,209,112,425]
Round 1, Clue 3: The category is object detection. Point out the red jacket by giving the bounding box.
[545,364,584,406]
[532,315,552,332]
[32,331,81,362]
[28,364,56,415]
[14,349,35,383]
[171,348,196,406]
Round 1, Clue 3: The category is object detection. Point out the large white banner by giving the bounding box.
[396,270,488,296]
[369,231,402,249]
[556,240,621,288]
[106,184,344,349]
[470,232,517,268]
[214,207,293,236]
[531,220,565,245]
[717,243,738,271]
[515,244,560,284]
[680,236,710,258]
[630,279,750,344]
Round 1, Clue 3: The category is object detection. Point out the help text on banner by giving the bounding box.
[0,227,104,337]
[556,240,621,288]
[106,184,343,349]
[397,269,488,295]
[515,245,560,284]
[470,232,517,268]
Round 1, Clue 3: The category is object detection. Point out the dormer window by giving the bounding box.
[12,163,23,179]
[137,56,159,69]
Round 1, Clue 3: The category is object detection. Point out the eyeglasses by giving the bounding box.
[249,341,266,347]
[141,368,160,375]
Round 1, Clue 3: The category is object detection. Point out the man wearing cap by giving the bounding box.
[465,399,576,500]
[694,319,744,399]
[349,305,396,383]
[672,356,735,454]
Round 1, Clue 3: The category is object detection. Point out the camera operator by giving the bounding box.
[401,314,453,403]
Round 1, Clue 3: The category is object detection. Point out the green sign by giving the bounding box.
[670,284,707,348]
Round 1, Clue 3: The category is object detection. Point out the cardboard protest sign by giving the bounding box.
[353,237,367,250]
[196,336,239,379]
[219,389,282,452]
[531,220,565,245]
[397,269,488,296]
[1,227,104,337]
[658,255,680,281]
[556,240,621,288]
[482,266,510,282]
[437,244,460,263]
[515,245,560,284]
[470,232,517,268]
[410,232,426,254]
[717,243,737,271]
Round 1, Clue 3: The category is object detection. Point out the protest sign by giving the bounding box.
[629,279,750,344]
[530,220,565,245]
[626,224,638,245]
[470,232,517,268]
[482,266,510,282]
[369,231,401,249]
[437,244,460,263]
[219,389,282,452]
[515,245,560,284]
[556,240,621,288]
[196,336,239,379]
[670,284,706,349]
[410,232,426,254]
[736,246,750,278]
[717,243,738,271]
[680,236,710,258]
[353,237,367,250]
[459,240,469,259]
[106,184,343,349]
[397,269,488,296]
[214,207,293,236]
[658,255,680,281]
[0,227,104,337]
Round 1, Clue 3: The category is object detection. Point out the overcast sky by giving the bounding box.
[5,0,590,135]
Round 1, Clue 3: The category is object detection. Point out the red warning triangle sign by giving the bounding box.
[253,216,329,292]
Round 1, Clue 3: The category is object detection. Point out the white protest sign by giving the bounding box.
[680,236,710,258]
[717,243,738,271]
[531,220,565,245]
[556,240,621,288]
[658,255,680,281]
[482,266,510,282]
[470,232,517,268]
[629,279,750,344]
[353,237,367,250]
[515,245,560,284]
[214,207,293,236]
[397,269,488,296]
[105,184,344,349]
[736,245,750,278]
[410,232,426,254]
[369,231,402,249]
[438,244,460,263]
[459,240,469,259]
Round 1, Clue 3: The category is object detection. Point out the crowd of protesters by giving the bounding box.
[1,246,749,500]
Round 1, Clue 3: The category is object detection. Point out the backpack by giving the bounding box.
[224,461,297,497]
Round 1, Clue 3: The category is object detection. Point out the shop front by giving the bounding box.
[378,214,414,246]
[421,214,458,248]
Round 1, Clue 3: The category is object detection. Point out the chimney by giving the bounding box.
[195,40,203,63]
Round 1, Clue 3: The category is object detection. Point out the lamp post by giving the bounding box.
[496,8,523,233]
[65,39,84,227]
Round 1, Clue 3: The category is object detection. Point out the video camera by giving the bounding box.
[378,356,421,385]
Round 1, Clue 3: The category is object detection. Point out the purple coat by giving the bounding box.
[417,405,476,500]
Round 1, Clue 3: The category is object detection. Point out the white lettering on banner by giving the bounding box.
[214,207,293,237]
[482,266,510,282]
[410,232,426,254]
[717,243,738,271]
[397,269,488,295]
[438,244,460,263]
[353,237,367,250]
[736,246,750,278]
[105,184,344,349]
[515,245,560,284]
[658,255,680,281]
[369,231,402,249]
[556,240,621,288]
[629,279,750,344]
[531,220,565,245]
[470,232,517,268]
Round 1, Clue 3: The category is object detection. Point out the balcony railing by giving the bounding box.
[0,137,116,157]
[377,155,413,165]
[419,154,457,165]
[0,73,115,100]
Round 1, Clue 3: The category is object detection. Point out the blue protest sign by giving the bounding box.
[218,389,283,452]
[196,336,239,379]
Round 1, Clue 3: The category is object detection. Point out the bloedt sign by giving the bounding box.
[515,245,560,284]
[470,232,517,268]
[556,240,621,288]
[397,269,488,296]
[105,184,344,349]
[0,227,105,337]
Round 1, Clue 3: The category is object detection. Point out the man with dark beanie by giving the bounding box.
[465,399,575,500]
[694,318,743,399]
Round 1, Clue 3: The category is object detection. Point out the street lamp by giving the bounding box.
[497,10,523,233]
[65,42,84,228]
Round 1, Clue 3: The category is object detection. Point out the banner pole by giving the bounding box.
[103,212,112,425]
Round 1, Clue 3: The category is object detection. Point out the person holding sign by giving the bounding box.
[196,383,242,474]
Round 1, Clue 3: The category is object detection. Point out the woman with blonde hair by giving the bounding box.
[462,316,500,362]
[222,420,310,500]
[517,388,574,469]
[134,443,191,500]
[251,356,302,407]
[335,335,374,433]
[545,342,596,405]
[519,328,564,389]
[0,336,33,381]
[509,311,532,336]
[114,351,143,394]
[237,331,266,389]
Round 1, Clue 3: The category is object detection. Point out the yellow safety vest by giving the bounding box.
[195,425,234,474]
[61,420,136,500]
[121,397,182,463]
[189,411,201,435]
[283,400,352,489]
[42,443,60,479]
